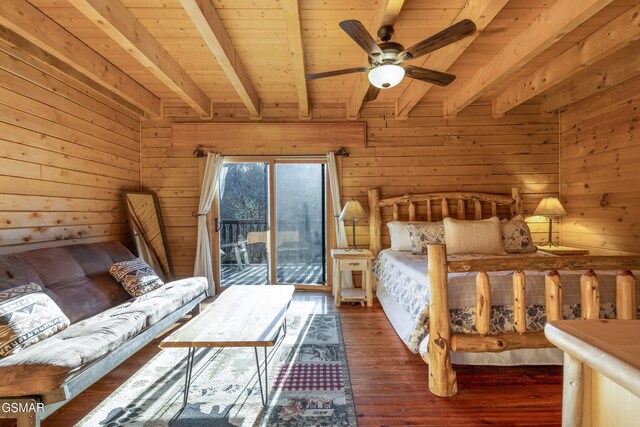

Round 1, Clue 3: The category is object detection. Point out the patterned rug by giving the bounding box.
[78,311,356,426]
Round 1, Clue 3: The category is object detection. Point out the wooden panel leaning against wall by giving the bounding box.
[142,101,559,278]
[560,74,640,255]
[0,38,141,254]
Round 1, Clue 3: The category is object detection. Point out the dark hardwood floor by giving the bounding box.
[34,292,561,426]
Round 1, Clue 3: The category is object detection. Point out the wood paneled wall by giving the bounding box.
[142,102,559,277]
[0,39,140,254]
[559,75,640,255]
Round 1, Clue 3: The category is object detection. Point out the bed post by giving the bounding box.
[427,244,458,397]
[369,188,382,256]
[511,187,523,218]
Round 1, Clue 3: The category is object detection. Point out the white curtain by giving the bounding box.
[194,153,224,295]
[327,152,353,288]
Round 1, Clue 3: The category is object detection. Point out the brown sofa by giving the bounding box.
[0,241,207,427]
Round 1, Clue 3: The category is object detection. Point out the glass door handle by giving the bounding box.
[214,218,222,232]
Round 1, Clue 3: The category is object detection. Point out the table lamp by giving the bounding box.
[339,199,367,251]
[533,196,567,247]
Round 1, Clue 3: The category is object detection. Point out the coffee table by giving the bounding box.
[159,285,295,407]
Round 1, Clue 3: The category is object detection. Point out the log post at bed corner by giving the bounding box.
[368,188,381,256]
[427,244,458,397]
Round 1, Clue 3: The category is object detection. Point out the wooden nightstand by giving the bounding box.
[537,245,590,256]
[331,249,375,307]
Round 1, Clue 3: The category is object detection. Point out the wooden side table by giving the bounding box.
[545,320,640,427]
[536,245,590,256]
[331,249,375,307]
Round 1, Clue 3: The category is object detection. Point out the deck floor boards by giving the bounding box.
[34,292,562,426]
[221,263,324,285]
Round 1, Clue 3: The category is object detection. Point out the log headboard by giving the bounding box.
[367,187,523,255]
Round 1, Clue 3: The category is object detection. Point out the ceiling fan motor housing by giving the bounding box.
[368,42,405,67]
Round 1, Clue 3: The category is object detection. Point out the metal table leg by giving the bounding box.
[254,347,268,407]
[282,315,287,336]
[182,347,196,408]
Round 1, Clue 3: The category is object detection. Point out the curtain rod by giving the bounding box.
[192,145,349,158]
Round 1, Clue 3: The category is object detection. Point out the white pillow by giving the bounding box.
[443,217,506,255]
[387,221,434,251]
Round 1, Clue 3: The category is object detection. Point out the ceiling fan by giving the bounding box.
[305,19,476,102]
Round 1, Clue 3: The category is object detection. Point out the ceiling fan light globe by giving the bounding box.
[368,64,405,89]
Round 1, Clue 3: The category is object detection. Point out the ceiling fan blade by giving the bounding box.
[403,65,456,86]
[398,19,476,62]
[305,67,370,80]
[339,20,384,58]
[363,84,380,102]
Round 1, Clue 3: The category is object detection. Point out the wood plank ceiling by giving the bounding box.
[17,0,640,119]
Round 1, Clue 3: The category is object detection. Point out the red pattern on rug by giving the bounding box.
[272,363,344,391]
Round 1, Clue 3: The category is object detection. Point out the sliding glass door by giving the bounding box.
[218,162,269,287]
[214,158,329,290]
[275,163,326,285]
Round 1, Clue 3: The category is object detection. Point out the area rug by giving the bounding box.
[78,312,357,426]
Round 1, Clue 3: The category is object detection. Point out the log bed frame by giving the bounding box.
[367,187,640,397]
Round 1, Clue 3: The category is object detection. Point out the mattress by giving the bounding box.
[372,249,639,365]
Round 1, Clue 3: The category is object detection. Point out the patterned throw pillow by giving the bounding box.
[501,216,537,254]
[407,222,446,255]
[0,283,70,357]
[109,258,164,297]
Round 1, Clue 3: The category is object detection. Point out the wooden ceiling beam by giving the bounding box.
[282,0,309,119]
[346,0,405,120]
[541,43,640,113]
[180,0,261,119]
[395,0,508,119]
[494,3,640,118]
[0,0,160,117]
[443,0,614,118]
[68,0,210,117]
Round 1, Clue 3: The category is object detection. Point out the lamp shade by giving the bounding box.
[368,64,405,89]
[339,200,367,222]
[533,196,567,218]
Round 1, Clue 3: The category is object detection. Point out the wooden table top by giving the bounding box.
[536,245,590,255]
[545,320,640,397]
[159,285,294,348]
[331,248,375,259]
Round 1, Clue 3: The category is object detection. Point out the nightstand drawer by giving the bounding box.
[339,258,368,270]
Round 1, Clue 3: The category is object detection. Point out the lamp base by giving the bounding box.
[542,217,560,247]
[344,220,363,252]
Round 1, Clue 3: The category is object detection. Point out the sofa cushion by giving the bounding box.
[0,284,70,357]
[0,242,135,324]
[0,276,206,396]
[109,258,164,297]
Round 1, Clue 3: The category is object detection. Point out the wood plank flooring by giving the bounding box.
[34,292,561,426]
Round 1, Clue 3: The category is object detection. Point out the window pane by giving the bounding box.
[275,163,326,285]
[218,162,269,286]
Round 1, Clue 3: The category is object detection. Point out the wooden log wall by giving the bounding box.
[559,74,640,255]
[0,39,140,254]
[142,102,559,278]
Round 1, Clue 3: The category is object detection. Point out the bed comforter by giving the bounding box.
[372,249,638,354]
